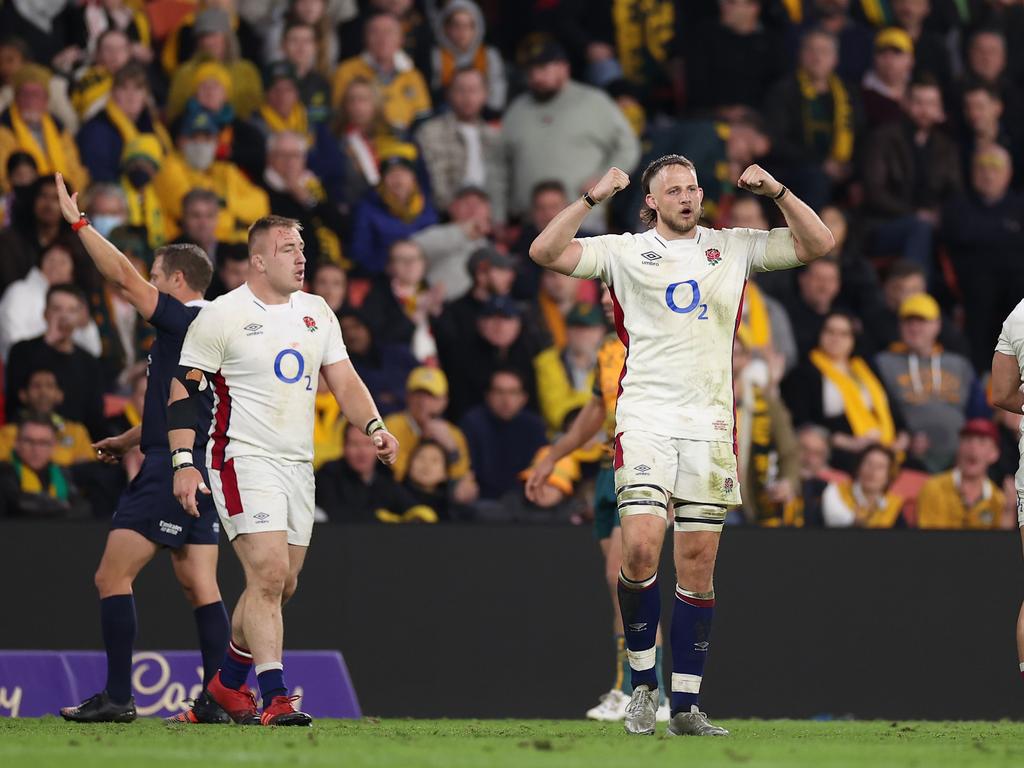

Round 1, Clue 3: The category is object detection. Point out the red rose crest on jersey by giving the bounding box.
[723,477,734,492]
[303,316,318,332]
[706,248,722,266]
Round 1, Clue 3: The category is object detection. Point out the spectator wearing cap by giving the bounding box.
[338,306,419,416]
[117,134,171,250]
[875,293,981,472]
[503,38,639,229]
[534,302,606,433]
[360,239,442,360]
[429,1,507,113]
[432,244,517,373]
[412,185,494,300]
[0,413,90,518]
[166,8,264,122]
[862,75,960,276]
[415,67,507,222]
[261,130,347,273]
[76,63,171,185]
[161,3,262,85]
[384,367,477,508]
[0,64,88,194]
[67,28,133,123]
[154,108,270,244]
[861,28,915,128]
[460,368,547,503]
[765,28,860,209]
[350,145,438,276]
[445,295,540,420]
[173,60,267,181]
[917,419,1010,529]
[331,12,432,132]
[943,144,1024,372]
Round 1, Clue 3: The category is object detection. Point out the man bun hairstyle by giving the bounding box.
[154,243,214,293]
[638,154,697,228]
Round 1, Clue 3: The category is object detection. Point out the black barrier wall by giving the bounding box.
[3,522,1022,720]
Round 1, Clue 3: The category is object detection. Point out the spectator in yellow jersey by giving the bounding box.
[917,419,1011,530]
[0,65,88,194]
[383,366,478,506]
[0,368,94,466]
[154,109,269,244]
[534,302,605,434]
[823,444,905,527]
[118,134,171,251]
[331,12,432,131]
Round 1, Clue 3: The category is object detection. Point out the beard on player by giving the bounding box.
[657,202,703,235]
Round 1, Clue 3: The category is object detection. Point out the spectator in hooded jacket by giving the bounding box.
[428,0,506,113]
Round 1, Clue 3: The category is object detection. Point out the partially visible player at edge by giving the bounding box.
[988,301,1024,687]
[53,173,231,725]
[526,285,668,723]
[530,156,834,736]
[168,215,398,727]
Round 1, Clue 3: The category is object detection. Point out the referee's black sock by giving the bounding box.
[193,601,230,687]
[100,594,136,705]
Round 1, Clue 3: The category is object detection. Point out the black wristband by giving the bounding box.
[773,185,788,201]
[172,462,195,473]
[365,417,385,436]
[171,447,192,457]
[582,191,597,209]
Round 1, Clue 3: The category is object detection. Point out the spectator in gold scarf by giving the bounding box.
[823,444,904,527]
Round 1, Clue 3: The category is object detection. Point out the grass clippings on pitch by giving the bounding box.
[3,717,1024,768]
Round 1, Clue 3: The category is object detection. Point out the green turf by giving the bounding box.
[3,718,1024,768]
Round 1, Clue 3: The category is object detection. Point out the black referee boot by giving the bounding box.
[61,691,137,723]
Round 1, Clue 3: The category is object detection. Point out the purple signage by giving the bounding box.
[0,650,360,719]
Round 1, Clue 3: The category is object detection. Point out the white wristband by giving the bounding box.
[171,450,194,469]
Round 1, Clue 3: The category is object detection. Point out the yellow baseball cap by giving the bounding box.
[899,293,940,321]
[875,27,913,54]
[406,366,448,397]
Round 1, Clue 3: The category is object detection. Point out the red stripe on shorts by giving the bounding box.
[220,458,244,517]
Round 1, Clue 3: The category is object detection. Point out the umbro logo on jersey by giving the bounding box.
[244,323,264,336]
[640,251,662,265]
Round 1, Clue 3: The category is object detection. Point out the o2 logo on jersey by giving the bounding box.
[665,280,709,320]
[274,348,313,391]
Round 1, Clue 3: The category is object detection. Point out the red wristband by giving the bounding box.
[71,216,90,232]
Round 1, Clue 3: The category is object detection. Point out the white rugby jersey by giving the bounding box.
[179,283,348,466]
[996,298,1024,376]
[572,225,798,442]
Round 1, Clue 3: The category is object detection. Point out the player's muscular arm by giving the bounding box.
[56,172,159,318]
[529,167,630,276]
[737,165,835,264]
[991,352,1024,414]
[322,359,400,464]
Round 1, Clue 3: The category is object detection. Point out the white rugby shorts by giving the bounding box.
[614,430,741,531]
[209,455,315,546]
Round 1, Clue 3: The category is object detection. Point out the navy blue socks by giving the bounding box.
[100,594,136,704]
[193,601,230,686]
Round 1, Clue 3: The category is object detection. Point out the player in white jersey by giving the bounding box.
[167,216,399,727]
[530,156,834,736]
[989,299,1024,687]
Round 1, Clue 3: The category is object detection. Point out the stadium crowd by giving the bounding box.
[0,0,1021,529]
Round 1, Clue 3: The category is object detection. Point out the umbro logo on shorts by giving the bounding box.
[640,251,662,265]
[253,512,271,523]
[634,464,651,475]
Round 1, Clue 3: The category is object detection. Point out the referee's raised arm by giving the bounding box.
[529,166,629,276]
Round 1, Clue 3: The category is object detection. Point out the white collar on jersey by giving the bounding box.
[185,300,209,308]
[649,227,704,249]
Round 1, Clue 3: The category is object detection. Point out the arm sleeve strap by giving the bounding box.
[168,367,210,432]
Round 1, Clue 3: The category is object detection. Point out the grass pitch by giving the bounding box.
[3,717,1024,768]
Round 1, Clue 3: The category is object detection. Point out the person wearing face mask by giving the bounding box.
[0,64,88,194]
[118,134,170,250]
[154,107,269,244]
